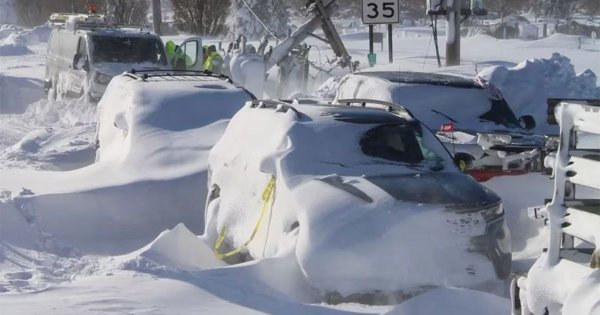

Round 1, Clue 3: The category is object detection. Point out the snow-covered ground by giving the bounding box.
[0,17,599,314]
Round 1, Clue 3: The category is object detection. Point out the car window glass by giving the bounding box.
[479,99,521,128]
[77,37,87,55]
[360,123,425,164]
[183,40,198,67]
[91,35,167,65]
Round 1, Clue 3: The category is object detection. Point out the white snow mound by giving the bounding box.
[385,287,510,315]
[479,53,600,133]
[127,223,225,272]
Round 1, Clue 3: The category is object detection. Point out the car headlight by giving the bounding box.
[544,136,559,150]
[94,72,112,85]
[481,204,504,222]
[477,133,512,149]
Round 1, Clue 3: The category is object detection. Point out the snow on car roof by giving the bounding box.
[360,71,479,89]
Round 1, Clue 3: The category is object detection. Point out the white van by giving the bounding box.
[44,14,203,101]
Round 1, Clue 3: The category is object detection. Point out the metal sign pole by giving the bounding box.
[388,24,393,63]
[369,25,374,67]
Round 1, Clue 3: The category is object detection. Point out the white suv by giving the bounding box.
[204,99,511,299]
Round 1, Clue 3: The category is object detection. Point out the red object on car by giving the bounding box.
[467,169,528,182]
[440,122,455,132]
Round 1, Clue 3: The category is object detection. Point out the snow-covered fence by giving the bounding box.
[512,98,600,315]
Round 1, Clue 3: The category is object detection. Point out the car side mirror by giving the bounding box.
[519,115,536,130]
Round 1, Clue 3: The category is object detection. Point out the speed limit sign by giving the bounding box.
[362,0,400,24]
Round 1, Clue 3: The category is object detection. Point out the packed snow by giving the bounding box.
[0,9,599,314]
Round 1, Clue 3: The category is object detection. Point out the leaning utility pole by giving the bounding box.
[152,0,162,36]
[445,0,460,66]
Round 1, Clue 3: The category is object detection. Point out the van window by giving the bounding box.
[77,37,87,57]
[91,35,167,65]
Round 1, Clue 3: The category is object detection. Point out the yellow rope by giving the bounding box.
[213,176,276,260]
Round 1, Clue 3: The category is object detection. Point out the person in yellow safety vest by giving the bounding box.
[203,45,224,75]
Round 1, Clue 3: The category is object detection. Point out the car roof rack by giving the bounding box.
[49,13,108,31]
[248,99,303,119]
[336,98,416,120]
[124,69,234,83]
[49,12,151,33]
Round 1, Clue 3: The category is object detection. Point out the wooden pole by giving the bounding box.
[446,0,461,66]
[152,0,162,36]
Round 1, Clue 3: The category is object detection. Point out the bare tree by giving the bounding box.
[487,0,525,22]
[170,0,231,35]
[105,0,149,25]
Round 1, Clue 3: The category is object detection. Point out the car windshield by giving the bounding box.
[91,35,167,65]
[360,122,445,170]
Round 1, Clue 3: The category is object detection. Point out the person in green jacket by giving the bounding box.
[203,45,224,75]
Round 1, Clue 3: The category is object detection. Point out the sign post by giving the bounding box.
[362,0,399,66]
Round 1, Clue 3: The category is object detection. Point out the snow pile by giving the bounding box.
[479,53,600,134]
[0,32,32,56]
[121,224,225,273]
[0,24,21,40]
[385,287,509,315]
[0,23,51,56]
[314,76,341,99]
[0,75,44,114]
[24,24,52,43]
[0,95,97,170]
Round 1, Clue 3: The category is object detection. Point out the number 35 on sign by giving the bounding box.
[362,0,400,24]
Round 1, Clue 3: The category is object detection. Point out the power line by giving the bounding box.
[238,0,278,38]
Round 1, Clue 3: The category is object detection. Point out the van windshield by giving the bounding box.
[91,35,167,65]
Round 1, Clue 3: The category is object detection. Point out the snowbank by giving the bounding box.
[0,75,44,114]
[385,287,509,315]
[0,24,21,40]
[0,42,32,56]
[479,53,600,134]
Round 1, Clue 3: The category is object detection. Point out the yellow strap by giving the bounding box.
[213,176,276,260]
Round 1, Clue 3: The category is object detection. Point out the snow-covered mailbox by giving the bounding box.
[512,99,600,315]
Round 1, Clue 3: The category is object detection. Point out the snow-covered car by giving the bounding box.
[512,99,600,315]
[45,13,203,101]
[334,71,546,181]
[95,71,255,164]
[204,99,511,298]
